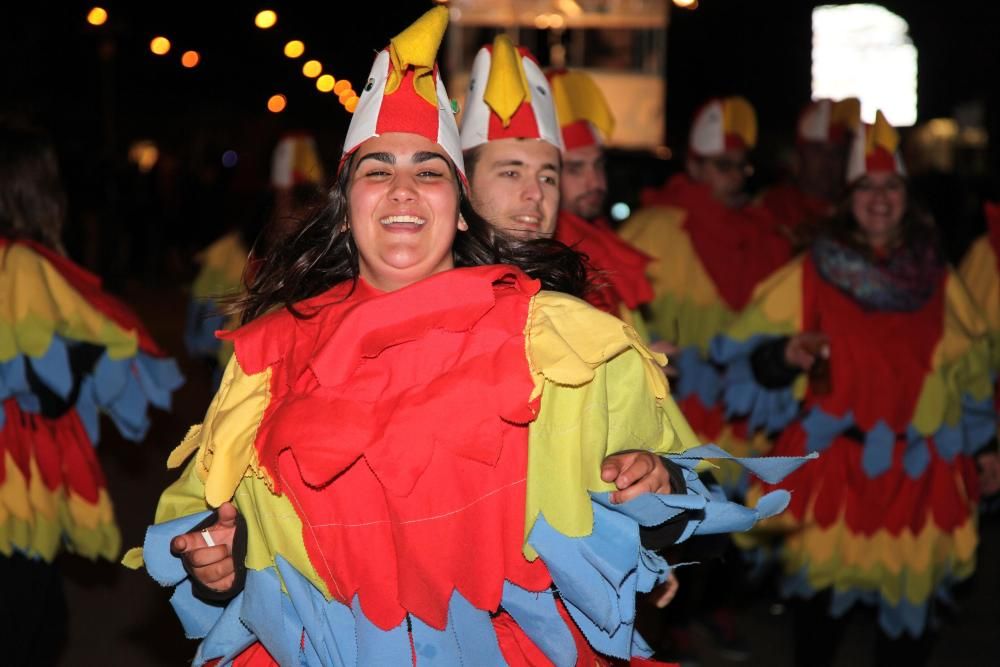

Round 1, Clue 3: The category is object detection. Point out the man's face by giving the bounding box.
[796,140,849,203]
[687,148,752,209]
[560,144,607,221]
[468,138,561,239]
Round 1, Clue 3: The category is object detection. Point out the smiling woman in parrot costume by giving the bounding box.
[126,9,808,666]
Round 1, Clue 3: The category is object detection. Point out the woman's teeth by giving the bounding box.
[380,215,426,226]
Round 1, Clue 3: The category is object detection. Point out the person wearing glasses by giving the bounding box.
[712,111,995,667]
[620,97,791,493]
[618,96,793,662]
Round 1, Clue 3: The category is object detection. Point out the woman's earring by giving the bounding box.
[340,217,349,233]
[457,215,468,232]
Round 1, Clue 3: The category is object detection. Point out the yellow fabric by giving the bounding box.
[192,232,248,301]
[723,96,758,149]
[725,256,805,342]
[619,208,736,351]
[721,256,808,402]
[867,110,900,156]
[0,242,138,361]
[291,139,326,187]
[483,35,532,128]
[912,271,993,435]
[549,70,615,140]
[522,291,700,558]
[745,481,977,607]
[136,355,328,595]
[385,5,448,106]
[166,356,272,507]
[831,97,861,133]
[1,452,118,561]
[958,234,1000,373]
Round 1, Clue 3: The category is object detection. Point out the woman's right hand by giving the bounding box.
[170,501,239,592]
[784,332,830,371]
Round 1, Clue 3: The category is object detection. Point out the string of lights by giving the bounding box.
[85,6,359,115]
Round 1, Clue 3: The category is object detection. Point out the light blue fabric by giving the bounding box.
[673,345,721,407]
[500,582,577,666]
[902,429,931,479]
[711,334,800,433]
[26,336,72,399]
[862,420,896,478]
[801,407,854,453]
[185,298,227,360]
[144,445,815,664]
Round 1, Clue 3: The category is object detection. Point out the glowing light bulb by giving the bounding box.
[87,7,108,26]
[267,94,287,113]
[255,10,278,29]
[316,75,336,92]
[150,36,171,56]
[302,60,322,78]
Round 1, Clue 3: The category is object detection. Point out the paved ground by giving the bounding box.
[56,284,1000,666]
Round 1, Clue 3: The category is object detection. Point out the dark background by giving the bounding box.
[4,3,1000,664]
[4,1,1000,273]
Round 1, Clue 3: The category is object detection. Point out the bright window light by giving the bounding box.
[812,4,918,126]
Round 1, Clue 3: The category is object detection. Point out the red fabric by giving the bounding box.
[0,400,107,505]
[639,175,791,310]
[561,119,599,151]
[756,257,973,536]
[375,66,441,147]
[985,201,1000,261]
[759,184,831,234]
[763,424,977,537]
[801,255,944,433]
[488,98,542,142]
[555,210,654,314]
[678,394,725,442]
[0,237,164,356]
[865,147,897,174]
[203,641,280,667]
[234,266,552,632]
[494,597,669,666]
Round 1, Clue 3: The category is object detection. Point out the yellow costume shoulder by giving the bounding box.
[522,291,699,556]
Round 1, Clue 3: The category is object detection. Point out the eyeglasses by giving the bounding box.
[853,179,905,194]
[700,156,754,177]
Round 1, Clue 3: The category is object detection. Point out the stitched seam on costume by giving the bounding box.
[279,467,345,599]
[307,478,527,528]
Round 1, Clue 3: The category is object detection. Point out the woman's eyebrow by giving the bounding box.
[355,152,395,170]
[412,151,448,164]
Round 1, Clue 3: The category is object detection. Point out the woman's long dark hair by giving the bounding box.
[0,120,66,252]
[233,153,589,324]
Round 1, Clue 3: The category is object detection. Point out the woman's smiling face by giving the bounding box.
[348,132,465,291]
[850,170,906,249]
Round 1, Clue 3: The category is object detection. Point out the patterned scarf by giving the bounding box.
[812,235,943,311]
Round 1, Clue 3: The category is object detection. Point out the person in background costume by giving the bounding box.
[758,98,861,247]
[0,120,184,663]
[712,111,996,667]
[618,96,796,664]
[185,133,326,379]
[545,68,656,327]
[459,35,563,242]
[124,9,807,666]
[957,201,1000,500]
[620,96,790,491]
